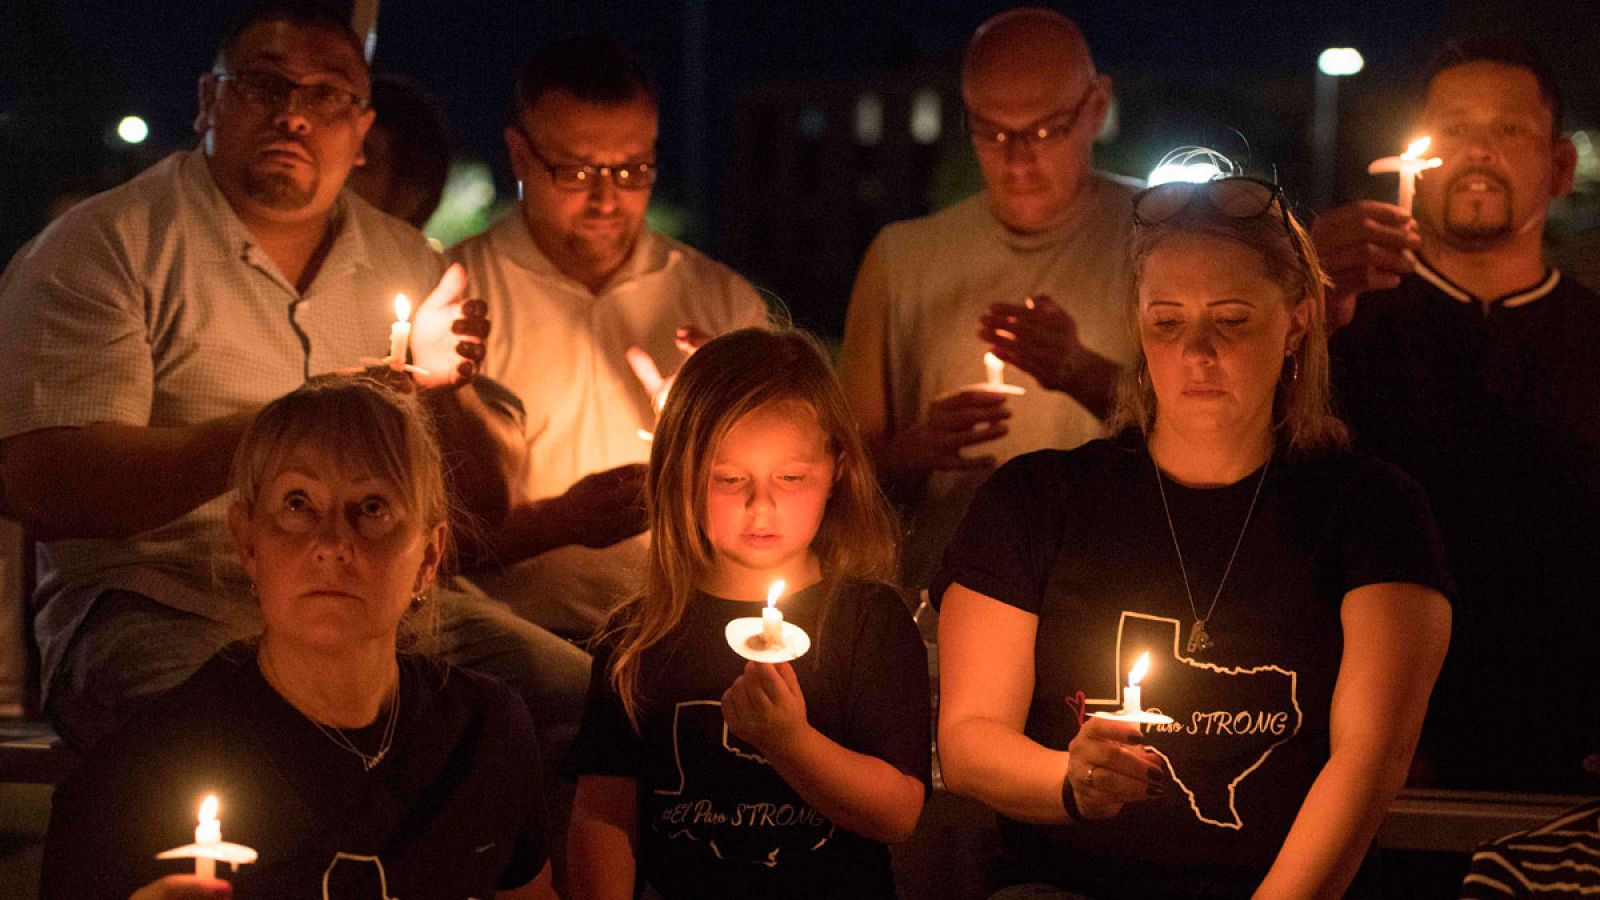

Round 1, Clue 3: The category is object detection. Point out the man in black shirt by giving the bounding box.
[1317,39,1599,794]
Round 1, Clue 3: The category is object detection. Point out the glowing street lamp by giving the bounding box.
[1317,48,1365,77]
[1313,47,1364,208]
[116,115,149,145]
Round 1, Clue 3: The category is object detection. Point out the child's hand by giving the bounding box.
[722,660,809,755]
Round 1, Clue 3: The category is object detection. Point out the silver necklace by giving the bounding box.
[261,653,400,771]
[1153,452,1272,654]
[306,691,400,772]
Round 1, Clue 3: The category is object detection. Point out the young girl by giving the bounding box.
[566,328,930,899]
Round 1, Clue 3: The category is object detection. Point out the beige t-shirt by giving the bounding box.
[869,176,1141,588]
[451,214,769,633]
[0,149,445,689]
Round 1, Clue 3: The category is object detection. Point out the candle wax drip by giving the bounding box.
[745,632,783,651]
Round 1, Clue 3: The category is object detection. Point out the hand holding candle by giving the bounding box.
[725,578,811,662]
[1368,136,1442,214]
[406,263,491,387]
[155,794,258,876]
[722,657,809,754]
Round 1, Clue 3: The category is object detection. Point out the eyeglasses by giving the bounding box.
[965,81,1097,150]
[518,128,657,192]
[1133,176,1294,235]
[215,69,368,122]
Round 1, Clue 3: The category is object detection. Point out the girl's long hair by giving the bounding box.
[602,328,898,729]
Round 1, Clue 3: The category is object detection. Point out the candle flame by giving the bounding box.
[984,351,1002,368]
[393,293,411,322]
[1128,651,1150,686]
[766,579,786,609]
[1402,136,1432,160]
[199,794,218,824]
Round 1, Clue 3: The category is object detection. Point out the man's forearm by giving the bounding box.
[468,496,573,569]
[421,382,522,532]
[1055,347,1121,421]
[866,433,930,510]
[0,415,255,540]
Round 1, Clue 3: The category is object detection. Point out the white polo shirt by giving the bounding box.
[0,148,445,689]
[451,213,768,632]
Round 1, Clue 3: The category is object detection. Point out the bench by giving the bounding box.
[0,516,77,785]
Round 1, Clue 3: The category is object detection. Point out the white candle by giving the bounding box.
[984,352,1005,388]
[762,579,786,646]
[195,795,220,880]
[1367,136,1442,215]
[387,294,412,371]
[1121,652,1151,714]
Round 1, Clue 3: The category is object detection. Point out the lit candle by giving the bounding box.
[1121,652,1150,715]
[155,793,258,875]
[387,294,412,371]
[762,579,786,646]
[1089,649,1173,724]
[1367,136,1442,215]
[724,578,810,662]
[984,352,1006,389]
[194,795,221,880]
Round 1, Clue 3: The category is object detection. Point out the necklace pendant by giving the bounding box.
[1187,620,1214,654]
[364,748,387,771]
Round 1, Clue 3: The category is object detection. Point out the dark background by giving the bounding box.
[5,0,1599,336]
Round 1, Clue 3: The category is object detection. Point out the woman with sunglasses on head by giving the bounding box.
[43,377,554,900]
[935,156,1453,899]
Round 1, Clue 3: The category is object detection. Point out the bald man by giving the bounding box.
[837,9,1138,590]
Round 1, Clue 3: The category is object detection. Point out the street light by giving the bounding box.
[1318,48,1364,77]
[1312,47,1363,207]
[116,115,149,145]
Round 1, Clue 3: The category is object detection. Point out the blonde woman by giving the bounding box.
[44,377,553,899]
[937,172,1453,898]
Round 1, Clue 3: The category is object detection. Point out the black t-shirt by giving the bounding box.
[934,438,1451,898]
[1333,264,1600,794]
[569,579,930,900]
[43,646,547,899]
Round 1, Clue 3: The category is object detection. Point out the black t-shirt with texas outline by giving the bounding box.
[935,437,1451,898]
[570,579,930,900]
[43,647,548,899]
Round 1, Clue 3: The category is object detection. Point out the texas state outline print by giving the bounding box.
[1083,611,1303,830]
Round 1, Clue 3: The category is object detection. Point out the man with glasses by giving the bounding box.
[451,37,767,636]
[1318,40,1599,795]
[0,1,589,754]
[838,8,1139,590]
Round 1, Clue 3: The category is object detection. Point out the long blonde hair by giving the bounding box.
[1108,185,1349,456]
[603,328,898,728]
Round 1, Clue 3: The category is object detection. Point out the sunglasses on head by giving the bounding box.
[1132,176,1294,236]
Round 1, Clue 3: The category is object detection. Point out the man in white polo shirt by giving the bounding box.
[0,2,587,751]
[454,37,768,636]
